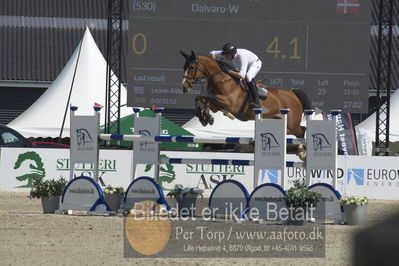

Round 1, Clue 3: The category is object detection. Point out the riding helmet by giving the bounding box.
[222,43,237,55]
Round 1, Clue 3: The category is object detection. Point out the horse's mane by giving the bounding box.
[197,54,236,76]
[197,54,219,66]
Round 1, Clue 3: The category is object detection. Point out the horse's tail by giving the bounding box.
[292,88,311,111]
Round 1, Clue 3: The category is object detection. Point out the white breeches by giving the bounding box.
[245,60,262,82]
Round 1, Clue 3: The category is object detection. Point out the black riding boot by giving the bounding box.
[247,79,261,108]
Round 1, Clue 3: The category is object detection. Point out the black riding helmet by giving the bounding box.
[222,43,237,56]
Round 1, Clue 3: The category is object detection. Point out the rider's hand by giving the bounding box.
[220,64,229,73]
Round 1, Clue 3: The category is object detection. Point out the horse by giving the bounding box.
[180,50,311,139]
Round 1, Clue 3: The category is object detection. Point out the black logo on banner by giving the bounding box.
[138,129,151,147]
[260,133,280,151]
[311,133,331,151]
[76,128,94,146]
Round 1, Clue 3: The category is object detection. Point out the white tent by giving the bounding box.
[182,111,255,138]
[8,28,131,138]
[355,89,399,155]
[182,110,320,138]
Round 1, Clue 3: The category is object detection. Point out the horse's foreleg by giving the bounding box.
[195,95,210,126]
[195,95,202,118]
[203,99,214,125]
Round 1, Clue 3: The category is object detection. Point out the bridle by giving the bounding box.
[183,59,230,86]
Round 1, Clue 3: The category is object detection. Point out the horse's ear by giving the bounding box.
[191,50,198,62]
[180,50,189,59]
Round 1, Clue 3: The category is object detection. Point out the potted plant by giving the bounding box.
[103,185,125,211]
[340,196,368,225]
[283,180,322,225]
[166,184,203,217]
[29,177,67,214]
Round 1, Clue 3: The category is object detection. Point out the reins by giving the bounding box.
[184,60,232,85]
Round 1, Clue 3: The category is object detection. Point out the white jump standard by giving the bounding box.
[56,106,112,214]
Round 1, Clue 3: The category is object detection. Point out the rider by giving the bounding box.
[210,43,262,108]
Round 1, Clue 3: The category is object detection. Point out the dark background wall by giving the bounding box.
[0,0,397,125]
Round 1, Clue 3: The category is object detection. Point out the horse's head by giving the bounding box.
[180,50,204,93]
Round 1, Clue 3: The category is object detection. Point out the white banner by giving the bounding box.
[2,148,399,200]
[0,148,132,191]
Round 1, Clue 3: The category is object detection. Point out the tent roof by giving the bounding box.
[8,28,131,138]
[182,110,318,138]
[182,111,255,138]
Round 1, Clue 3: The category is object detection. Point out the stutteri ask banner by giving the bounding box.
[0,148,133,191]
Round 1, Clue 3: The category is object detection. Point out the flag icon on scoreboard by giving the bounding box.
[336,0,360,14]
[133,86,145,95]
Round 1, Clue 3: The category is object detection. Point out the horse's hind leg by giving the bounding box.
[287,126,305,139]
[286,111,305,138]
[287,124,307,161]
[286,112,307,161]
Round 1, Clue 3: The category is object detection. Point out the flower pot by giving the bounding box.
[41,196,60,214]
[344,204,368,225]
[105,193,123,211]
[176,195,197,217]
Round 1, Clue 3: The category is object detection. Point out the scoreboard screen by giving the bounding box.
[127,0,371,112]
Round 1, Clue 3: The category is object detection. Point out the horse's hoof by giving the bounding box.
[297,150,307,161]
[200,118,208,127]
[208,116,214,125]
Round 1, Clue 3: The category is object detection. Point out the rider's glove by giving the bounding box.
[220,64,228,73]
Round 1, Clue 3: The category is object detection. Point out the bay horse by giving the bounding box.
[180,51,311,139]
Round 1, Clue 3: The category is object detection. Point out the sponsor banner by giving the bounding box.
[146,151,256,196]
[0,148,133,191]
[147,153,346,197]
[355,127,373,156]
[325,113,358,155]
[344,156,399,199]
[2,148,399,199]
